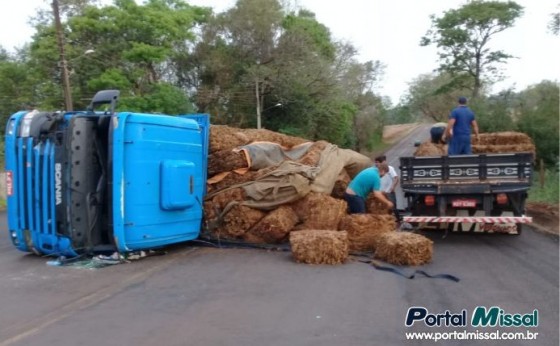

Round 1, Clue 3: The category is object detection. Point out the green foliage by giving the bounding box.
[25,0,209,110]
[405,72,470,121]
[385,104,416,125]
[469,90,517,132]
[421,1,523,97]
[516,81,559,166]
[118,84,194,114]
[183,0,385,149]
[282,10,335,60]
[528,168,560,204]
[549,6,560,35]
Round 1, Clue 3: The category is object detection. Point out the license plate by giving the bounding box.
[452,199,476,208]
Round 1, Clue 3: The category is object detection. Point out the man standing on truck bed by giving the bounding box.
[446,96,479,155]
[344,163,394,214]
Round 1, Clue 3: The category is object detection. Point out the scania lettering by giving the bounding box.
[55,163,62,205]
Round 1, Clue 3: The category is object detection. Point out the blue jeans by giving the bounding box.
[448,135,472,155]
[344,193,366,214]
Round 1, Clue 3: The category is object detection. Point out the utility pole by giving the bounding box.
[52,0,73,111]
[255,77,262,129]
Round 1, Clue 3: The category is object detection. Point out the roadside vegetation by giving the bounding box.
[528,169,560,205]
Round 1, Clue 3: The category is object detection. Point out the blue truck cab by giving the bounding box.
[5,90,209,257]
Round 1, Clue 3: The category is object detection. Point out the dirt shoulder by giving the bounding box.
[382,123,421,144]
[526,202,559,235]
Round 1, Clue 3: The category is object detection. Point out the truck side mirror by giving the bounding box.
[87,90,120,115]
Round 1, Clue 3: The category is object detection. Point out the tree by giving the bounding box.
[549,5,560,35]
[0,49,40,122]
[469,89,517,132]
[27,0,209,110]
[516,81,559,166]
[405,72,471,122]
[182,1,386,149]
[421,1,523,98]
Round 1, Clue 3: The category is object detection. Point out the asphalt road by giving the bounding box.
[0,126,558,346]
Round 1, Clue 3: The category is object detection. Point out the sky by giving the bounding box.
[0,0,558,104]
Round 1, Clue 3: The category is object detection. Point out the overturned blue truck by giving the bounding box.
[5,90,209,257]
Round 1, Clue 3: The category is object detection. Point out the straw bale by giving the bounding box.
[296,140,328,166]
[204,200,219,221]
[208,150,248,176]
[473,132,533,146]
[210,188,246,209]
[248,206,299,243]
[414,142,446,156]
[291,192,347,230]
[290,230,348,265]
[366,194,392,215]
[241,231,268,244]
[472,143,536,156]
[210,125,250,153]
[374,232,433,266]
[221,205,267,238]
[338,214,396,252]
[331,170,351,199]
[240,128,308,148]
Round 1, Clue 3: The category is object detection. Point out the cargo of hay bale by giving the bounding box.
[221,205,267,238]
[248,206,299,243]
[414,131,535,157]
[473,131,533,146]
[374,232,433,266]
[471,131,536,157]
[208,149,248,176]
[414,142,447,156]
[239,128,309,149]
[296,140,328,166]
[331,170,351,199]
[209,125,251,153]
[366,194,392,215]
[208,187,247,210]
[338,214,396,252]
[290,230,349,265]
[210,125,308,153]
[291,192,347,230]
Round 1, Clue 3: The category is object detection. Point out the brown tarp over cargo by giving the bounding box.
[207,143,372,211]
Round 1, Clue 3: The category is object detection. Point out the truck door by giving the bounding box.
[111,113,209,252]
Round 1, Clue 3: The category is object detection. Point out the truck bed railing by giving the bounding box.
[400,153,533,182]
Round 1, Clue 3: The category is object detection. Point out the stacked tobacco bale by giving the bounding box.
[374,232,433,266]
[414,142,447,156]
[338,214,396,252]
[471,132,535,157]
[203,125,399,264]
[414,131,535,157]
[290,230,349,265]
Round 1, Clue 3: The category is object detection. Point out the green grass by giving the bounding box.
[528,169,559,204]
[0,197,6,210]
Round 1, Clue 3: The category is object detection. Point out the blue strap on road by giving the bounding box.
[359,259,460,282]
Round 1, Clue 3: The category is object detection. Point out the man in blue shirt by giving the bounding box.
[446,96,479,155]
[344,163,394,214]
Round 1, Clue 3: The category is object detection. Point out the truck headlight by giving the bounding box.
[6,119,16,135]
[20,110,39,137]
